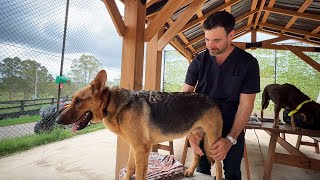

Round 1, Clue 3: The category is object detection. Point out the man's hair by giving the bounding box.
[203,11,235,34]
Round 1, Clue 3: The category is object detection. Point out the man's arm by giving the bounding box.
[181,83,195,92]
[210,93,256,160]
[228,93,256,139]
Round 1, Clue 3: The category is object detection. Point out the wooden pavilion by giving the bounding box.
[102,0,320,179]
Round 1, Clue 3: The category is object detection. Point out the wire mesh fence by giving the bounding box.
[0,0,122,140]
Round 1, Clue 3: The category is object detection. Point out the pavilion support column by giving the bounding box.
[115,0,146,179]
[145,28,164,91]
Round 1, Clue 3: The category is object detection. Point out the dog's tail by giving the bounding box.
[261,85,271,119]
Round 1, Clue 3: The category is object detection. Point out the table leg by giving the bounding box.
[263,131,279,180]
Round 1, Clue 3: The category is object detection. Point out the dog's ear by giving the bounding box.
[90,70,107,96]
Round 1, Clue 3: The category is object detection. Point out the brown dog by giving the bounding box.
[261,83,320,130]
[56,70,223,180]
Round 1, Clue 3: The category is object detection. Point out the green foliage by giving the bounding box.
[163,51,189,92]
[0,57,54,100]
[0,115,41,127]
[68,54,102,86]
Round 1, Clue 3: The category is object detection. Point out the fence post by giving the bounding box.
[20,100,25,114]
[51,98,54,105]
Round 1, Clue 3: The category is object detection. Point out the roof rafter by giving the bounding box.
[144,0,186,42]
[157,0,206,50]
[260,22,320,39]
[253,0,266,29]
[102,0,126,37]
[259,0,276,29]
[280,0,313,34]
[247,0,258,26]
[263,7,320,22]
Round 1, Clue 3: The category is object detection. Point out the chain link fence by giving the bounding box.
[0,0,122,140]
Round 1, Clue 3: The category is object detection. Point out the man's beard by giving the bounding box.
[208,42,228,56]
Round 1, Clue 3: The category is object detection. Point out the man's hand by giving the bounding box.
[209,138,232,160]
[188,134,204,156]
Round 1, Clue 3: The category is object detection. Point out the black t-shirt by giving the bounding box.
[185,46,260,134]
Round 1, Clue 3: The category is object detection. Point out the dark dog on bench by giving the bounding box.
[261,83,320,130]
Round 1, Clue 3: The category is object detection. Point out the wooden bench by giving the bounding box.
[296,135,320,154]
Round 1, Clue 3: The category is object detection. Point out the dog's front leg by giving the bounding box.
[273,106,281,128]
[134,145,151,180]
[124,147,135,180]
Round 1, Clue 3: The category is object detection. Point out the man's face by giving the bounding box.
[204,27,234,56]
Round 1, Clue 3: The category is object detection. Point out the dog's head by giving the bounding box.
[299,101,320,125]
[56,70,109,131]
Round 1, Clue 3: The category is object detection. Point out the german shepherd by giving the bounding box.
[261,83,320,130]
[56,70,223,180]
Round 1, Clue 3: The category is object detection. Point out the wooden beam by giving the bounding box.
[181,0,241,32]
[231,42,319,52]
[259,36,288,45]
[304,26,320,40]
[260,22,320,39]
[157,0,206,50]
[247,0,258,26]
[146,0,160,8]
[102,0,126,37]
[259,29,320,46]
[144,0,185,42]
[116,1,146,177]
[274,153,320,171]
[253,0,266,29]
[145,28,163,91]
[263,7,320,22]
[225,0,231,13]
[284,45,320,72]
[259,0,276,30]
[281,0,312,34]
[169,37,192,62]
[196,8,203,18]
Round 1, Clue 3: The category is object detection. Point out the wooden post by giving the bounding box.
[144,28,163,91]
[115,0,146,179]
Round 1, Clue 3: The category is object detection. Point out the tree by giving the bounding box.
[68,54,101,87]
[0,57,54,99]
[0,57,23,99]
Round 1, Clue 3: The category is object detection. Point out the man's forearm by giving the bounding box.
[228,94,256,139]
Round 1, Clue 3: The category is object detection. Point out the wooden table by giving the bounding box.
[247,122,320,180]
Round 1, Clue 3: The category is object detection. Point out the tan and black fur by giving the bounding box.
[261,83,320,130]
[56,70,223,180]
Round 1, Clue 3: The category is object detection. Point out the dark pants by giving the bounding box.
[196,133,245,180]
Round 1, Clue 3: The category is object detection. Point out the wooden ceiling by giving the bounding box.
[105,0,320,71]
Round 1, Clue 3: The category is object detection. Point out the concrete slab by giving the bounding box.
[0,129,320,180]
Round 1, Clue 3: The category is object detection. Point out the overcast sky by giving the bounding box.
[0,0,126,80]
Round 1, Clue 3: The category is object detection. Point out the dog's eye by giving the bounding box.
[75,99,82,104]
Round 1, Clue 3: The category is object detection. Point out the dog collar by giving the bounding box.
[288,99,312,116]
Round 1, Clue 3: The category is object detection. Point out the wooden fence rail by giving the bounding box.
[0,97,69,120]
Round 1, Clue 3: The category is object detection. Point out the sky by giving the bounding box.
[0,0,303,81]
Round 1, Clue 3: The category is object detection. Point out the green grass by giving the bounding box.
[0,115,41,127]
[0,123,105,157]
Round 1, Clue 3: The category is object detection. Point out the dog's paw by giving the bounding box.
[273,124,279,128]
[183,169,194,177]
